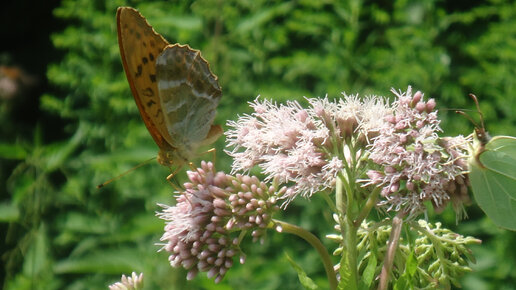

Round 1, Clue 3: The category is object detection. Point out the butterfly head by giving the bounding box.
[465,94,492,169]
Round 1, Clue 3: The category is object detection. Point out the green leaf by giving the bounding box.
[338,255,354,290]
[469,135,516,231]
[393,275,410,290]
[361,253,377,288]
[285,253,319,290]
[392,252,417,290]
[405,252,417,276]
[23,224,51,277]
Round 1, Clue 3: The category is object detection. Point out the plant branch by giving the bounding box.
[379,215,403,290]
[272,219,338,290]
[340,172,359,289]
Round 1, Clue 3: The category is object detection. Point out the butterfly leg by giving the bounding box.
[208,148,217,164]
[166,166,184,192]
[187,162,197,171]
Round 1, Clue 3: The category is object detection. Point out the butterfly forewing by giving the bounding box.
[156,44,222,162]
[116,7,174,151]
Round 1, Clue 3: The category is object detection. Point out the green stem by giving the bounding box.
[321,191,338,214]
[272,219,338,290]
[336,173,346,217]
[344,216,358,289]
[338,172,359,289]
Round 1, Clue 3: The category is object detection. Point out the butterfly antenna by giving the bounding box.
[97,157,156,189]
[469,93,486,131]
[455,110,479,128]
[440,108,474,112]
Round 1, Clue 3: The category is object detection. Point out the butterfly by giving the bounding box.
[467,94,516,231]
[116,7,222,168]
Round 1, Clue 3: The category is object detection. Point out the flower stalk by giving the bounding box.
[344,216,359,289]
[272,219,338,290]
[339,170,360,289]
[379,215,403,290]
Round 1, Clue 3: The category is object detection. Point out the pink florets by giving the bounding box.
[365,87,470,217]
[157,161,281,283]
[225,87,470,217]
[225,95,390,203]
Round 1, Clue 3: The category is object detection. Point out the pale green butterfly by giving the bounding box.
[467,94,516,231]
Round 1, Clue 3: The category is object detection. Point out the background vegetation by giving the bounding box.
[1,0,515,289]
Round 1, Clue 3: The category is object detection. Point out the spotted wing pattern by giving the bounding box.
[116,7,174,154]
[116,7,222,166]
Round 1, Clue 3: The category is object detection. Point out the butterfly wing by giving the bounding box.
[116,7,175,151]
[156,44,222,162]
[469,135,516,230]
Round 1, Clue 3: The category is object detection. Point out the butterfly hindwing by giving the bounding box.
[156,44,222,162]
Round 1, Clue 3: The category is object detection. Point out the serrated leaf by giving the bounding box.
[338,255,355,290]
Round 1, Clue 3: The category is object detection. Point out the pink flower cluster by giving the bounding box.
[365,87,470,217]
[225,87,470,217]
[225,95,389,203]
[157,161,281,283]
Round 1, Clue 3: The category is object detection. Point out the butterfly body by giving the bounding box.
[471,128,490,168]
[116,7,222,167]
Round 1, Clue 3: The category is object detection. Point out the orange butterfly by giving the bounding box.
[116,7,222,167]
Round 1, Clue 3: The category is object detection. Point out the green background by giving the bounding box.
[1,0,515,289]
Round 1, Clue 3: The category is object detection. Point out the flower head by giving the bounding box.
[225,95,390,204]
[365,87,471,217]
[226,87,470,218]
[157,161,281,283]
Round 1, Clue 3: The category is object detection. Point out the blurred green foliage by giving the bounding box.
[1,0,516,289]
